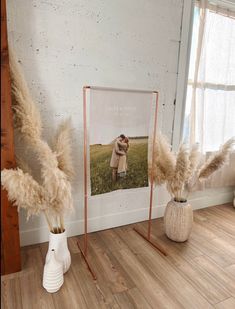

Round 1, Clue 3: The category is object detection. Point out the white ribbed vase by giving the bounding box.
[46,230,71,273]
[164,199,193,242]
[43,249,64,293]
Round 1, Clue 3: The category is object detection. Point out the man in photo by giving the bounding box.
[117,136,129,178]
[110,134,129,182]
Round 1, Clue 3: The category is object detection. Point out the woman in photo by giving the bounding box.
[110,134,129,181]
[117,136,129,178]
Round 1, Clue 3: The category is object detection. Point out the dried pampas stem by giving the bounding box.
[59,215,65,232]
[44,210,53,232]
[198,138,235,179]
[15,155,33,175]
[187,143,200,181]
[150,132,234,201]
[150,133,175,185]
[9,48,42,144]
[53,119,74,181]
[1,168,47,219]
[169,144,189,201]
[0,48,75,233]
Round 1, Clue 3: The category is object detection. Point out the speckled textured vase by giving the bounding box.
[43,249,64,293]
[46,230,71,274]
[164,199,193,242]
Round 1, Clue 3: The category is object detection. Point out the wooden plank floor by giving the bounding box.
[1,203,235,309]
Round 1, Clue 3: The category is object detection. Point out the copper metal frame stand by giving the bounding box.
[78,87,167,280]
[133,92,167,257]
[77,239,97,280]
[77,86,97,280]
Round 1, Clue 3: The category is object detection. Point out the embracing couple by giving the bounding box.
[110,134,129,182]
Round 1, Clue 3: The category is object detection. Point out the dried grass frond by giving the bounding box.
[35,139,58,169]
[53,119,74,180]
[9,48,42,144]
[1,168,46,219]
[42,165,73,214]
[198,138,235,179]
[149,138,167,185]
[150,133,175,185]
[169,144,189,199]
[149,161,167,185]
[4,48,74,230]
[32,139,73,214]
[15,155,32,175]
[186,143,200,181]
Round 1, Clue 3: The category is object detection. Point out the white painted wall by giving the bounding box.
[6,0,233,246]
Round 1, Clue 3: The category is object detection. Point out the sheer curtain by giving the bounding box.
[184,0,235,188]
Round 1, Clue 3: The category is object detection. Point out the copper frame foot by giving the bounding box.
[133,227,167,256]
[77,241,97,280]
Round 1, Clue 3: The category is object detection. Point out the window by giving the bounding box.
[183,1,235,152]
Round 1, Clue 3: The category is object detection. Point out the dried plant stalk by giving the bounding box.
[169,144,189,200]
[150,133,175,185]
[198,138,235,179]
[59,214,65,232]
[53,119,74,180]
[9,48,42,144]
[187,143,200,181]
[44,211,53,232]
[1,168,46,218]
[1,48,74,233]
[15,155,32,175]
[150,132,234,202]
[39,140,73,215]
[9,52,74,216]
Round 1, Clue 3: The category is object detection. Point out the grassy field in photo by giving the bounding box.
[90,137,149,196]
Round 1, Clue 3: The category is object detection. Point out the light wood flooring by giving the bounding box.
[1,203,235,309]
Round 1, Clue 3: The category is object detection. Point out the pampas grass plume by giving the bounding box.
[150,133,175,185]
[16,155,32,175]
[53,119,74,180]
[150,132,234,201]
[199,138,235,179]
[9,48,42,144]
[1,48,75,232]
[1,168,46,219]
[169,143,189,199]
[186,143,200,181]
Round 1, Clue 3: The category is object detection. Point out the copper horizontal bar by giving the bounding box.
[77,240,97,280]
[85,85,159,94]
[133,227,167,256]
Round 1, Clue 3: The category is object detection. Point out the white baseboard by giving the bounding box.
[20,188,233,247]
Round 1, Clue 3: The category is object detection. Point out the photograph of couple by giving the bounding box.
[89,88,153,196]
[110,134,129,181]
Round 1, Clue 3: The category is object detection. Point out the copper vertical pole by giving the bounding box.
[133,91,167,256]
[83,86,89,256]
[77,86,97,280]
[147,92,159,239]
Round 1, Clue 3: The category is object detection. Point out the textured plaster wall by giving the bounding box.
[6,0,233,246]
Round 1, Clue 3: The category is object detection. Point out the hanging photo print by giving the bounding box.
[88,87,155,196]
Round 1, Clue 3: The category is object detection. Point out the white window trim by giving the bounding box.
[172,0,194,150]
[172,0,235,151]
[196,0,235,15]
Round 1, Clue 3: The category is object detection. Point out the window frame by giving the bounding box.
[172,0,194,151]
[172,0,235,150]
